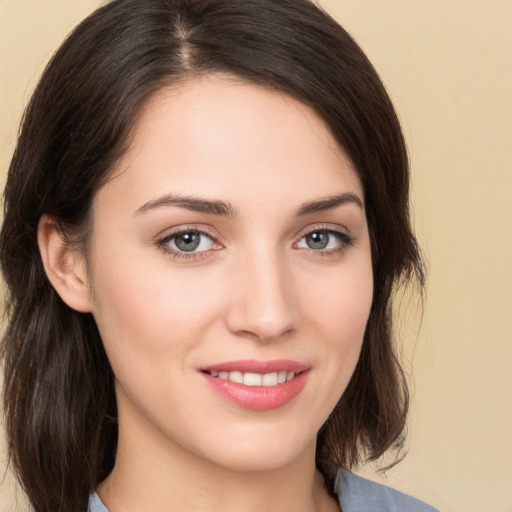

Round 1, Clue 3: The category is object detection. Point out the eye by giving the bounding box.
[157,228,221,259]
[168,231,214,252]
[295,229,353,253]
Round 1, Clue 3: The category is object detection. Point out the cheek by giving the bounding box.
[91,273,162,378]
[308,257,373,340]
[335,282,372,344]
[304,255,373,390]
[88,250,221,373]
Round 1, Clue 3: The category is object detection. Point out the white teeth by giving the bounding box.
[243,372,262,386]
[208,370,296,386]
[229,371,243,384]
[262,372,278,386]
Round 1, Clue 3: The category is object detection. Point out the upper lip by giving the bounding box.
[200,359,310,374]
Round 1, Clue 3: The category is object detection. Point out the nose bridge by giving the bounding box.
[225,242,297,342]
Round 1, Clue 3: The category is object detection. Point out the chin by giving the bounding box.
[194,429,317,473]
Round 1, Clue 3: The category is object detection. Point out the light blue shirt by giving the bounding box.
[88,468,438,511]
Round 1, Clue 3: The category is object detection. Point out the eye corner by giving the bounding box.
[155,226,223,262]
[294,226,355,255]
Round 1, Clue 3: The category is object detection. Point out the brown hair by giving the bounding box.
[0,1,424,510]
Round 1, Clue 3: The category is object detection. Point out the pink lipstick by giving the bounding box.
[200,359,310,411]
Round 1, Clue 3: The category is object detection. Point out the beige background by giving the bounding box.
[1,1,511,511]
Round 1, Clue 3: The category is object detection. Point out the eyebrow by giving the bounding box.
[134,191,363,218]
[296,192,363,216]
[134,194,236,217]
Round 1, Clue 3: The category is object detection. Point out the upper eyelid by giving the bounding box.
[156,224,219,243]
[295,223,352,239]
[156,227,221,260]
[294,225,355,250]
[154,223,353,247]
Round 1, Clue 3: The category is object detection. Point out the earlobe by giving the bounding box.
[37,214,93,313]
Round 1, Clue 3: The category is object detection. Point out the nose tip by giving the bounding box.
[238,298,295,342]
[225,255,297,342]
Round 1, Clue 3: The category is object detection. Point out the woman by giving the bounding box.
[0,1,436,511]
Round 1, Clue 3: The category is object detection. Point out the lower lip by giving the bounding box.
[202,371,310,411]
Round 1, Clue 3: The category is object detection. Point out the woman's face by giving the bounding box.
[86,75,373,472]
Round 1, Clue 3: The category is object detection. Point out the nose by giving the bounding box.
[224,249,298,343]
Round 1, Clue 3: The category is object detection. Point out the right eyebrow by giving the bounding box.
[296,192,364,216]
[133,194,237,217]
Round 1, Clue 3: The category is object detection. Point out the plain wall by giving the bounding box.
[1,1,511,511]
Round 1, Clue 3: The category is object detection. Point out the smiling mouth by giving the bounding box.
[201,361,310,410]
[203,370,297,387]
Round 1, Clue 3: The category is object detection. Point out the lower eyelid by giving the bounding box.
[164,248,213,261]
[155,228,224,262]
[156,227,353,260]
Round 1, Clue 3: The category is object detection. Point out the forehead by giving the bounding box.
[100,74,363,213]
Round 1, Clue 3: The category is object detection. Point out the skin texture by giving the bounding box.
[38,75,373,512]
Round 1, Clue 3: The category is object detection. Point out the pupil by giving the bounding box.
[306,231,329,250]
[176,232,200,252]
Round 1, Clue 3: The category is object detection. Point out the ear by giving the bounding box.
[37,214,93,313]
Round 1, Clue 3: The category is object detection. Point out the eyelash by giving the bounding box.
[155,225,354,261]
[156,226,220,261]
[294,225,355,257]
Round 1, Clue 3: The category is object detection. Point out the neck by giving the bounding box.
[97,404,339,512]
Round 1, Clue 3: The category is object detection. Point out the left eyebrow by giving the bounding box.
[133,194,236,217]
[296,193,364,216]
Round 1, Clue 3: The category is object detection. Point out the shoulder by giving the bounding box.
[88,492,109,512]
[88,472,438,512]
[335,468,439,512]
